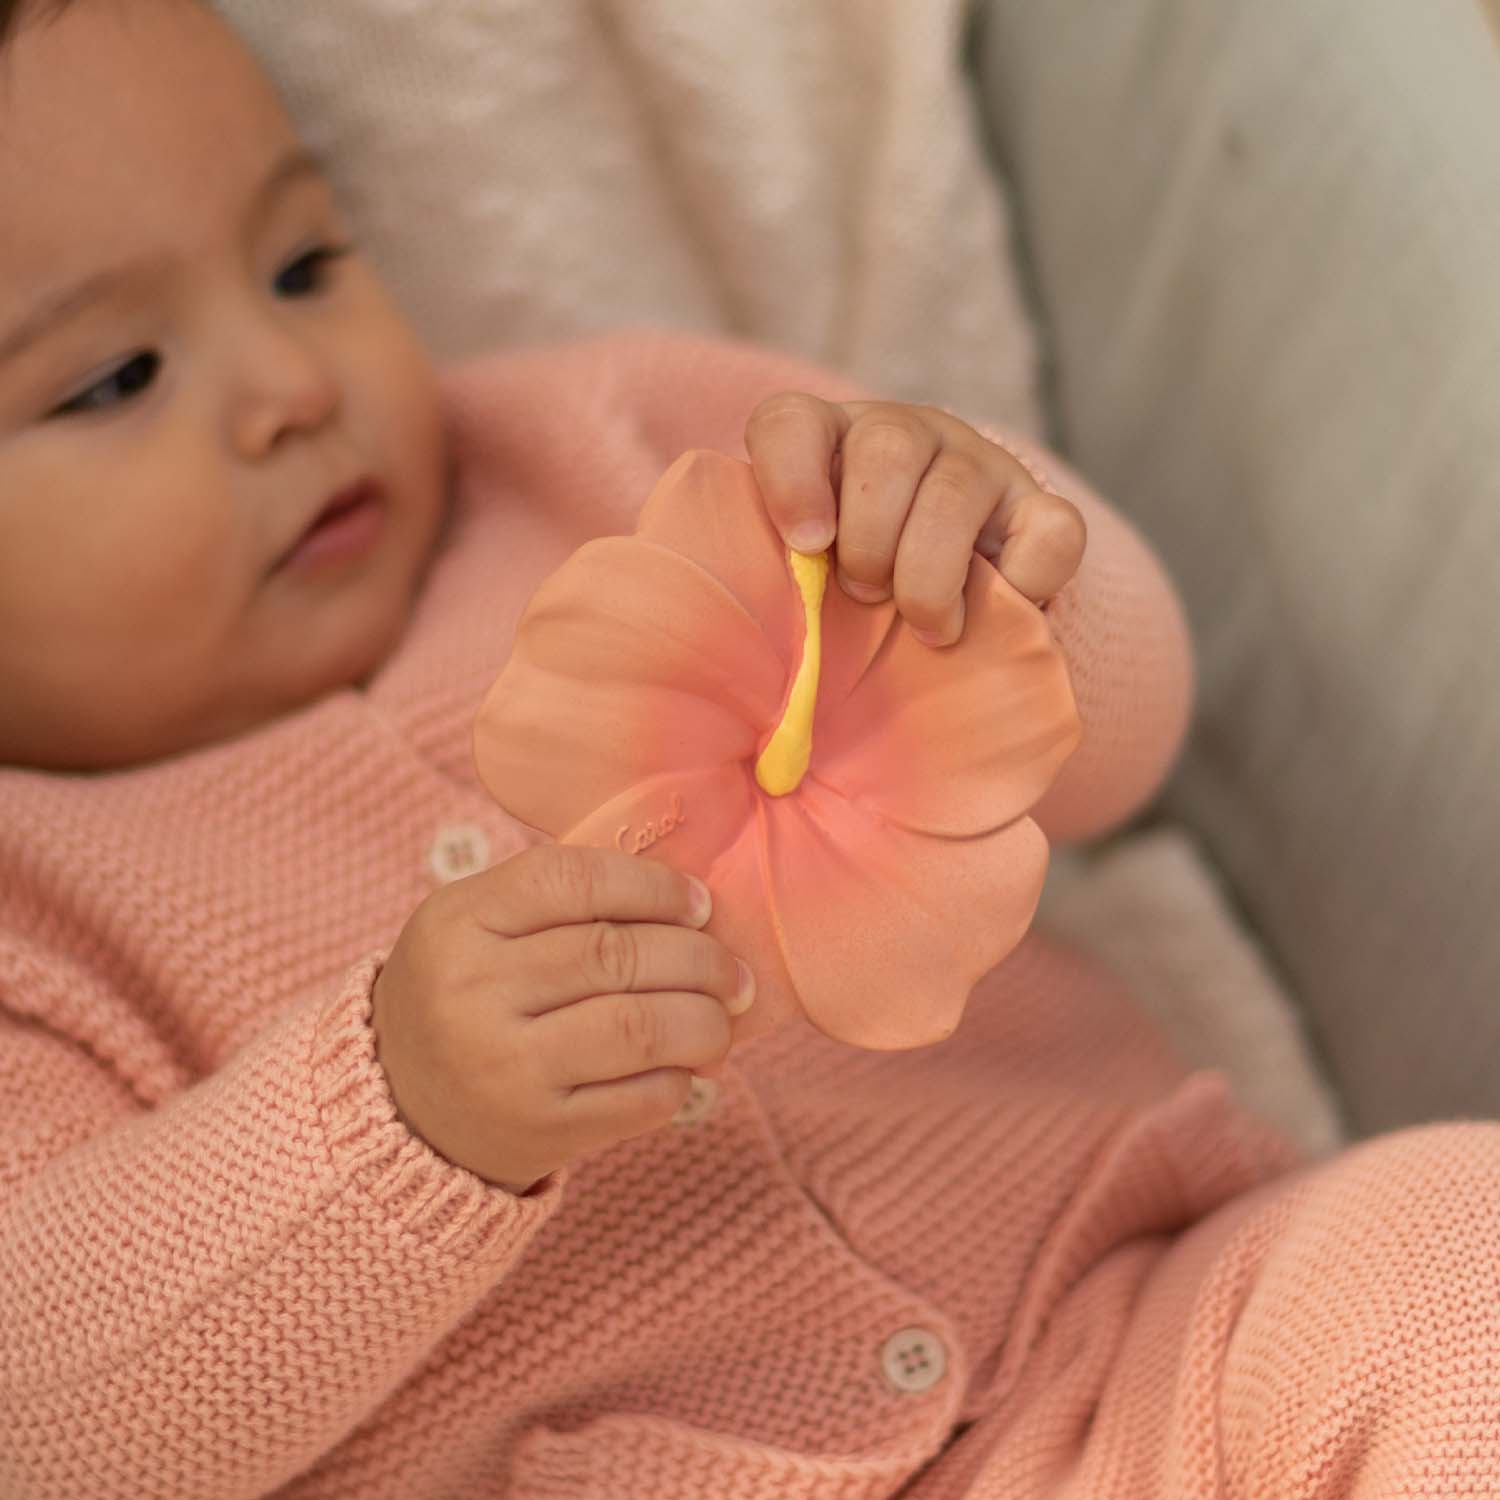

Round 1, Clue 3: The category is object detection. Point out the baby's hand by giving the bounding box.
[372,846,752,1195]
[744,394,1087,646]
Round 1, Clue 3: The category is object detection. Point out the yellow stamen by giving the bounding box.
[755,547,829,796]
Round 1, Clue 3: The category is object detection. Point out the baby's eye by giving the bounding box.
[51,351,161,418]
[275,244,353,298]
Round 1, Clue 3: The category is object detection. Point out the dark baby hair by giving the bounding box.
[0,1,78,49]
[0,0,208,69]
[1,0,205,53]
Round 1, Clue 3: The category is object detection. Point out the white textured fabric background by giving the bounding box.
[213,0,1343,1151]
[218,0,1044,438]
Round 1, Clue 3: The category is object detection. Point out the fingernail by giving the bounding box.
[788,520,834,553]
[688,877,713,926]
[728,959,757,1015]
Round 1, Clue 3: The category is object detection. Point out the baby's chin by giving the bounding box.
[121,588,421,770]
[5,506,441,774]
[273,585,419,712]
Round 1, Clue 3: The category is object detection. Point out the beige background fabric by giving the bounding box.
[976,0,1500,1133]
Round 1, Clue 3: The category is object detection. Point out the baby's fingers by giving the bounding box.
[977,491,1088,607]
[744,391,850,554]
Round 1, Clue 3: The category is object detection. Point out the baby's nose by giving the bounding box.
[230,322,341,455]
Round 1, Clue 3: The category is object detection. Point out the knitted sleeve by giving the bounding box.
[0,951,564,1499]
[974,432,1196,848]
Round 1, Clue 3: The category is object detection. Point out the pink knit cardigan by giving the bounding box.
[0,330,1293,1497]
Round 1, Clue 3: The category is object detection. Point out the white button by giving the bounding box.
[880,1327,948,1393]
[670,1075,721,1126]
[428,823,492,883]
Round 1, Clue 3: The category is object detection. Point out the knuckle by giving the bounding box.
[489,1022,540,1105]
[451,885,504,949]
[545,845,599,913]
[615,993,665,1063]
[1016,498,1087,574]
[922,453,987,512]
[1044,498,1089,555]
[850,415,926,471]
[404,885,464,968]
[746,391,823,433]
[586,920,639,994]
[404,884,449,944]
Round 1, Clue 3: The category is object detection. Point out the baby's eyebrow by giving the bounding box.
[0,263,159,369]
[0,145,329,369]
[244,145,329,234]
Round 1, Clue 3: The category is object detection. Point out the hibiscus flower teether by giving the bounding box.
[473,450,1081,1050]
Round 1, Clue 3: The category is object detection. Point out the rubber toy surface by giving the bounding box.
[473,450,1081,1050]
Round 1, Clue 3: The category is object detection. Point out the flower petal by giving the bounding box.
[558,761,752,868]
[811,553,1081,837]
[761,774,1052,1048]
[635,450,805,673]
[812,583,902,715]
[474,535,786,836]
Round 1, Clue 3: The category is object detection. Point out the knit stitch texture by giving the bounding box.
[1,330,1495,1498]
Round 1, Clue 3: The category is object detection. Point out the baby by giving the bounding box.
[2,1,1497,1498]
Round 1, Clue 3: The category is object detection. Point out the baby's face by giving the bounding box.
[0,0,449,771]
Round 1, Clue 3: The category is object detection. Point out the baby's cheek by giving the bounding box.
[110,504,245,637]
[70,511,252,740]
[388,384,448,537]
[354,290,448,517]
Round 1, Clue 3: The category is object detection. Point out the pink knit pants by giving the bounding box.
[914,1122,1500,1497]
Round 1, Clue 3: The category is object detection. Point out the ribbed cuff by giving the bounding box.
[309,952,565,1259]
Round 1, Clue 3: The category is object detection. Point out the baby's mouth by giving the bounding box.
[272,478,386,575]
